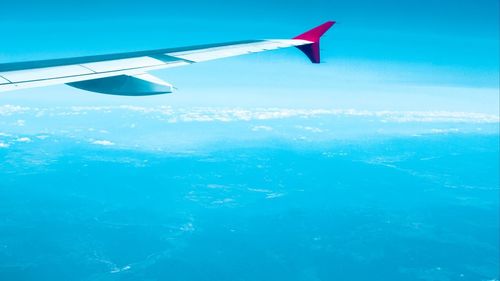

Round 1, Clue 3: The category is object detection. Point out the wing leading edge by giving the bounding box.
[0,21,335,95]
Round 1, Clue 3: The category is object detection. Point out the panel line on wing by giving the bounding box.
[78,64,98,74]
[0,75,12,84]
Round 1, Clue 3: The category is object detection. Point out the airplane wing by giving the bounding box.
[0,21,335,96]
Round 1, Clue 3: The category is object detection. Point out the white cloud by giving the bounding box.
[377,111,500,123]
[0,105,498,124]
[429,128,460,134]
[110,265,131,274]
[16,137,31,143]
[266,192,285,199]
[247,188,273,193]
[16,120,26,127]
[0,104,496,151]
[252,125,273,132]
[0,142,9,148]
[180,222,195,232]
[91,140,115,146]
[295,125,324,133]
[0,105,30,116]
[163,108,499,124]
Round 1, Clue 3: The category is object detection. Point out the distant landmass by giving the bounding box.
[0,105,498,281]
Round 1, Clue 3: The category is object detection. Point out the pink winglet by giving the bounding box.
[293,21,335,63]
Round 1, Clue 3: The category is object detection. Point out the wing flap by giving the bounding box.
[66,73,173,96]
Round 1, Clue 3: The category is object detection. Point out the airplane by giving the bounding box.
[0,21,334,96]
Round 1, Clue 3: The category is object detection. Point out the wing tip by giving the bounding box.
[293,21,336,64]
[293,21,336,43]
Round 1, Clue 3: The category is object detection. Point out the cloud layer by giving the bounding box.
[1,105,499,124]
[0,104,498,152]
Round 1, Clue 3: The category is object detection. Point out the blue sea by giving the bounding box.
[0,105,498,281]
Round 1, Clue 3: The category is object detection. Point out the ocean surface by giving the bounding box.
[0,106,498,281]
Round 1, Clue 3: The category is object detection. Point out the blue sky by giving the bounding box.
[0,0,498,113]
